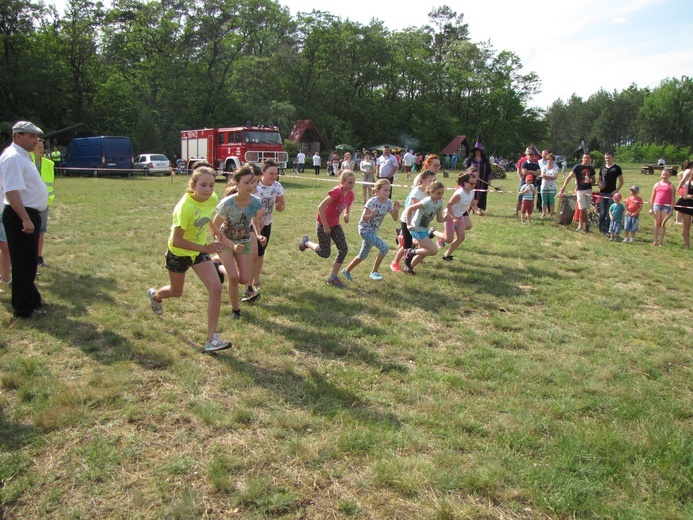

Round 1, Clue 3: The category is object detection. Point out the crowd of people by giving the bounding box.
[2,120,693,353]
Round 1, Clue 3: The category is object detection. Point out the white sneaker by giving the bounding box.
[630,238,634,243]
[147,288,163,315]
[622,238,628,243]
[205,333,232,352]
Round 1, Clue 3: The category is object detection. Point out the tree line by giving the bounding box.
[1,0,690,162]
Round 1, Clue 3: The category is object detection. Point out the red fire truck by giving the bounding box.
[180,125,288,178]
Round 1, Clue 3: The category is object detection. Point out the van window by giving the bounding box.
[234,132,242,143]
[218,133,226,145]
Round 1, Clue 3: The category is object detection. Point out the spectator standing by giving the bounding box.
[359,152,375,204]
[559,153,596,234]
[376,146,398,199]
[623,185,643,243]
[312,151,321,176]
[466,141,493,213]
[31,138,55,268]
[597,152,624,235]
[296,150,306,173]
[402,149,415,181]
[0,121,49,318]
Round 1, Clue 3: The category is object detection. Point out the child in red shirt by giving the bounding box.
[623,185,643,243]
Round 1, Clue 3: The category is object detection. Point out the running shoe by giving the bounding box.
[205,334,232,352]
[437,238,445,249]
[442,255,454,261]
[390,261,402,273]
[428,227,436,239]
[241,289,261,303]
[369,272,383,281]
[326,276,346,288]
[404,248,415,269]
[341,268,353,282]
[298,235,310,251]
[403,266,416,275]
[147,288,163,315]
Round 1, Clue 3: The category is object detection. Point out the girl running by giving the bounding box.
[341,179,401,281]
[147,166,232,352]
[213,165,265,319]
[402,180,447,275]
[438,172,481,261]
[243,159,285,300]
[299,170,355,288]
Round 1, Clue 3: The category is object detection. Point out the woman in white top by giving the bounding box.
[539,153,559,218]
[359,152,375,203]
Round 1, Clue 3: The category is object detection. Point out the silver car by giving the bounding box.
[134,154,171,176]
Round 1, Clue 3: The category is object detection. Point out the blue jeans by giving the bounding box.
[599,194,612,233]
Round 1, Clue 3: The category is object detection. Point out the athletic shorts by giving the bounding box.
[165,250,211,273]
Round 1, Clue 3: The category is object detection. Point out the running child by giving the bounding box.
[402,180,447,275]
[623,185,643,243]
[648,168,676,246]
[213,165,265,319]
[341,179,401,281]
[519,174,537,224]
[438,172,481,261]
[147,166,232,352]
[243,159,285,301]
[299,170,355,288]
[391,169,438,272]
[608,192,624,241]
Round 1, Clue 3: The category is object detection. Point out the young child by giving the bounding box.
[438,172,481,261]
[519,174,537,224]
[608,192,625,241]
[402,180,447,275]
[623,185,643,243]
[391,169,438,272]
[341,179,401,281]
[299,170,355,288]
[243,159,285,302]
[648,168,677,246]
[147,166,232,352]
[213,165,265,319]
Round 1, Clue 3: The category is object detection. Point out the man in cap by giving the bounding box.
[0,121,49,318]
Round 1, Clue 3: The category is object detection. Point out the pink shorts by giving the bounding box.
[444,215,466,236]
[521,200,534,214]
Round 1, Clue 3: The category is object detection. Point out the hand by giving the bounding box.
[257,235,267,246]
[393,201,401,210]
[233,242,247,253]
[22,219,35,234]
[324,225,332,235]
[275,201,285,211]
[343,214,350,224]
[206,241,227,253]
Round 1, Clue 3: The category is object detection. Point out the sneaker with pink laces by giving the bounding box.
[390,260,402,273]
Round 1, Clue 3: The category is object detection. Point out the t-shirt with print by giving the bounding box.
[401,186,426,223]
[599,164,623,193]
[216,194,262,243]
[168,192,219,258]
[319,185,354,227]
[572,163,596,191]
[540,165,558,191]
[359,196,394,234]
[255,180,284,226]
[412,196,443,232]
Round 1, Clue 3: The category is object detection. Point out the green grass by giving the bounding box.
[0,168,691,518]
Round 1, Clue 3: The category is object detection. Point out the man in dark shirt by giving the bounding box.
[559,153,596,234]
[598,152,624,235]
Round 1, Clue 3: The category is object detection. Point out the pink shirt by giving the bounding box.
[652,182,673,205]
[318,185,354,227]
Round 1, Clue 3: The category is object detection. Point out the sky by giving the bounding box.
[49,0,693,109]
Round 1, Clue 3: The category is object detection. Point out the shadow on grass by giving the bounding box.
[256,287,408,373]
[218,356,402,427]
[8,268,175,370]
[0,407,38,451]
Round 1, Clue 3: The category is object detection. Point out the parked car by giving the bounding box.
[134,153,171,176]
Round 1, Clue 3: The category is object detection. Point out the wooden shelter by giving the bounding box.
[441,135,471,158]
[287,119,327,153]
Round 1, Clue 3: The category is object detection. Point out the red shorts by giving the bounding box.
[521,200,534,214]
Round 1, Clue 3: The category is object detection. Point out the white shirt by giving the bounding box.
[0,142,49,211]
[403,152,415,167]
[297,152,305,164]
[377,153,398,178]
[312,154,321,166]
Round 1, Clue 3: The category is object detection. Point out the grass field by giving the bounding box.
[1,165,691,519]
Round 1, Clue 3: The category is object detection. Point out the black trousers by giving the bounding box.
[3,205,42,317]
